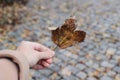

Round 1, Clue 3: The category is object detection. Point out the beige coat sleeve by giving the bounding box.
[0,50,29,80]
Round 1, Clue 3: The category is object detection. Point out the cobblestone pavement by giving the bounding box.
[1,0,120,80]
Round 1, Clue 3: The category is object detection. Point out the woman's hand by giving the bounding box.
[16,41,55,70]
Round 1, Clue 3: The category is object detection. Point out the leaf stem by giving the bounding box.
[52,45,58,51]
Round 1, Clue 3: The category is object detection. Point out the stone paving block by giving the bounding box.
[39,77,49,80]
[89,50,98,55]
[100,61,114,68]
[76,71,87,79]
[85,60,94,67]
[50,75,61,80]
[100,76,113,80]
[84,68,96,77]
[115,74,120,80]
[53,57,62,64]
[113,66,120,73]
[78,57,87,63]
[49,64,60,72]
[75,63,86,70]
[39,69,53,76]
[57,54,71,62]
[63,75,80,80]
[69,53,79,59]
[59,65,79,78]
[64,65,79,74]
[57,62,67,68]
[92,63,99,69]
[106,48,116,55]
[116,51,120,55]
[87,77,97,80]
[68,59,77,66]
[107,71,116,77]
[61,67,72,76]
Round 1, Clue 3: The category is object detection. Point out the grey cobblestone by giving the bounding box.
[116,51,120,55]
[57,54,71,62]
[113,66,120,73]
[53,57,62,64]
[76,71,87,79]
[100,61,114,68]
[49,64,60,72]
[75,63,86,70]
[39,69,53,76]
[69,53,78,59]
[107,71,116,77]
[85,60,94,67]
[63,75,80,80]
[100,76,113,80]
[115,74,120,80]
[68,59,77,66]
[92,63,99,69]
[87,77,97,80]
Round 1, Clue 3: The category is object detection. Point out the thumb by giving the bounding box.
[36,51,55,59]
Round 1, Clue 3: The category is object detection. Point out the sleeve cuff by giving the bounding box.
[0,50,29,80]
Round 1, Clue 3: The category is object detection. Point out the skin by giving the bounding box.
[17,41,55,69]
[0,58,18,80]
[0,41,55,80]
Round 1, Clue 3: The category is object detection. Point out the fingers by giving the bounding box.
[33,42,51,52]
[41,61,50,67]
[33,59,52,70]
[40,59,52,67]
[39,59,52,65]
[32,64,45,70]
[19,41,50,51]
[17,41,55,68]
[35,51,55,59]
[33,42,55,59]
[46,58,52,64]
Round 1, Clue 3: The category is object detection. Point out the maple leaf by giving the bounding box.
[51,17,86,49]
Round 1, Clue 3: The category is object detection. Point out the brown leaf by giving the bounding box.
[51,17,86,49]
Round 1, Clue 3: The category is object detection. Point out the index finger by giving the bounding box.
[33,42,51,52]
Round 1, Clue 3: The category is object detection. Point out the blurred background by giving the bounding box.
[0,0,120,80]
